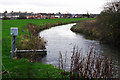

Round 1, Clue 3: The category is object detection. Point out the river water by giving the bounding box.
[39,23,120,76]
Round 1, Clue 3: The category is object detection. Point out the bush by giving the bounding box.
[97,1,120,47]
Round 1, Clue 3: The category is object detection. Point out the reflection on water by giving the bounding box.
[39,23,120,76]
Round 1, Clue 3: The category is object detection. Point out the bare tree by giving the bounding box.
[104,0,120,13]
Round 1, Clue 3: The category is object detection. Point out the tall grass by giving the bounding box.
[16,23,46,62]
[17,23,46,50]
[71,20,100,40]
[58,47,118,79]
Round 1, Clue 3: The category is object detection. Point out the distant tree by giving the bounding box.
[82,14,85,17]
[3,11,7,18]
[86,11,90,18]
[103,0,120,13]
[4,10,7,13]
[2,10,10,20]
[82,13,90,18]
[58,12,61,14]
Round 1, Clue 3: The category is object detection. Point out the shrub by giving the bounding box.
[97,1,120,47]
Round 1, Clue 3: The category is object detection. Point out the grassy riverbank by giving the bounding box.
[71,13,120,48]
[71,19,100,40]
[2,18,94,78]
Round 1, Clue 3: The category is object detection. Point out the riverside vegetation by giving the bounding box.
[58,47,117,79]
[71,1,120,48]
[2,18,94,78]
[71,19,99,40]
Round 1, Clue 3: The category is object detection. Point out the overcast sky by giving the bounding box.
[0,0,109,14]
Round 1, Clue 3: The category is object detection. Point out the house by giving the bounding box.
[1,11,99,20]
[11,12,20,19]
[62,14,72,18]
[54,14,61,18]
[26,13,37,19]
[37,13,52,19]
[72,14,83,18]
[1,13,12,19]
[90,14,99,18]
[9,11,37,19]
[0,13,4,19]
[47,13,55,19]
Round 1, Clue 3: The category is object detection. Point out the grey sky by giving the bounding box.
[0,0,108,14]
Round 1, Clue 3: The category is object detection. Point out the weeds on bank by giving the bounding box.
[71,20,100,40]
[16,23,46,62]
[58,46,118,79]
[17,23,46,50]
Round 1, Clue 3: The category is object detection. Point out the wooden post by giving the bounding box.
[10,33,14,58]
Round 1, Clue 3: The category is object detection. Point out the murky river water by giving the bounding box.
[39,23,120,76]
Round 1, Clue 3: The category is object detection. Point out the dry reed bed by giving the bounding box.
[58,47,118,79]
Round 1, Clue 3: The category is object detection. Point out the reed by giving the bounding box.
[58,46,118,79]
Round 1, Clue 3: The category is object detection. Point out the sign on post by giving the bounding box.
[10,27,18,58]
[11,28,18,36]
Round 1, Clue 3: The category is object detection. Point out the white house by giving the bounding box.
[0,13,4,19]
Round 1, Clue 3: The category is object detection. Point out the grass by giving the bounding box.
[2,58,70,78]
[2,18,94,78]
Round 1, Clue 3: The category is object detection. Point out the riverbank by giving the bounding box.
[71,19,100,40]
[2,18,94,78]
[71,19,120,48]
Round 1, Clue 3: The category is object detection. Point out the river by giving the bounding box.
[39,23,120,76]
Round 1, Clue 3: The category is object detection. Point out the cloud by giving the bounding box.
[27,2,66,7]
[0,0,22,5]
[0,0,107,13]
[24,0,71,7]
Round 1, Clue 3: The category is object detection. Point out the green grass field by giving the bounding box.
[2,18,94,78]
